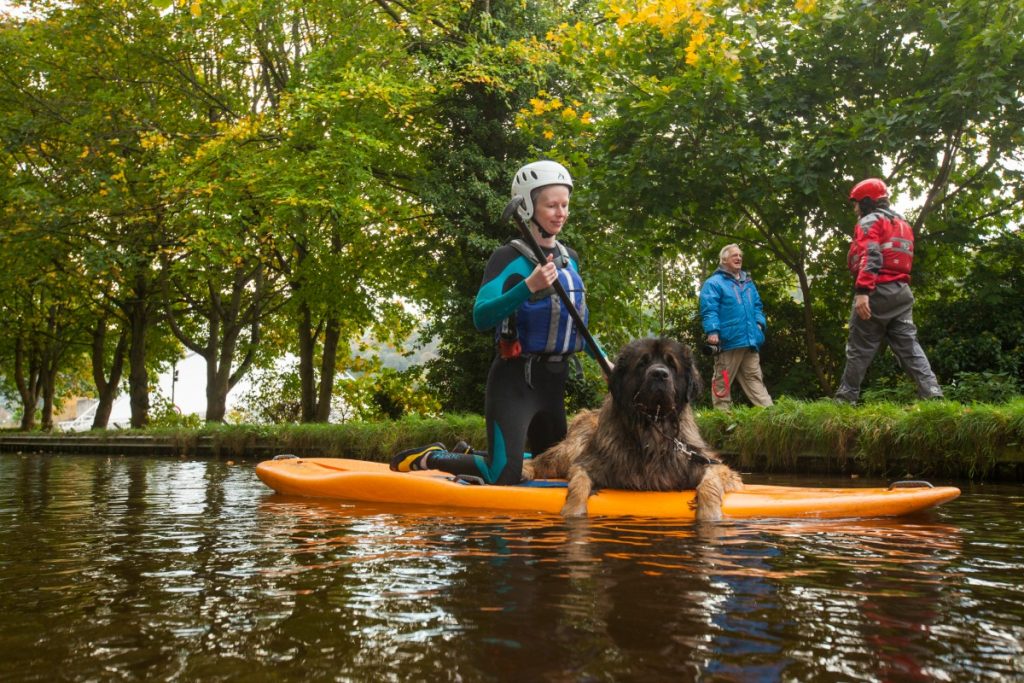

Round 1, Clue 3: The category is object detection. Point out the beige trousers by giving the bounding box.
[710,348,773,410]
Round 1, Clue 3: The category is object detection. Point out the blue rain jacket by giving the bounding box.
[699,267,767,352]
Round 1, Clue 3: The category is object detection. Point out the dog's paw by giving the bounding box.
[560,502,589,518]
[695,508,724,522]
[520,461,535,482]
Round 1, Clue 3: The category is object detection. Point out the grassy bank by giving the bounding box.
[4,399,1023,480]
[700,397,1024,480]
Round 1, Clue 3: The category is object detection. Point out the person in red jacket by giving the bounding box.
[834,178,943,404]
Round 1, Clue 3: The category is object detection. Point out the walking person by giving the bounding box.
[391,160,610,483]
[699,244,774,411]
[834,178,943,404]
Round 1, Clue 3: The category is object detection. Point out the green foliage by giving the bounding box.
[148,397,205,430]
[2,0,1023,427]
[528,0,1024,400]
[945,372,1022,404]
[339,366,442,421]
[29,397,1021,481]
[414,1,589,408]
[915,231,1024,389]
[234,363,304,424]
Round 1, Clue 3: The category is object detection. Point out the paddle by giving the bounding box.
[501,196,613,378]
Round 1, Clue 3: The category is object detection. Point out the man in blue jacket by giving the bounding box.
[699,244,774,410]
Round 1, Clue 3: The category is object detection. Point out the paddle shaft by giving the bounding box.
[502,197,612,378]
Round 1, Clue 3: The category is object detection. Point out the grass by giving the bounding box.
[700,397,1024,480]
[120,414,489,462]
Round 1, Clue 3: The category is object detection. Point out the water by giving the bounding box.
[0,454,1021,682]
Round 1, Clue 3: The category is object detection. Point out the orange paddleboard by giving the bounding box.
[255,457,960,520]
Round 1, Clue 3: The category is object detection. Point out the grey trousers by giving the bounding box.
[835,282,943,403]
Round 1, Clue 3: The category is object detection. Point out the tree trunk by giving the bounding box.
[90,322,128,430]
[205,345,231,423]
[205,384,228,422]
[14,338,40,431]
[796,269,832,395]
[314,316,341,423]
[298,303,318,422]
[39,363,57,432]
[127,297,150,429]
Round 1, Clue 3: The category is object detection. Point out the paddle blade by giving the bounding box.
[501,196,527,224]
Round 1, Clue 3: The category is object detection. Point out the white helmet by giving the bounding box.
[511,160,573,222]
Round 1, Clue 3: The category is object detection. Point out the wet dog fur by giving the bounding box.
[522,337,742,520]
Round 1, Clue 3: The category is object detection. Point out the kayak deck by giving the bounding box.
[255,457,961,520]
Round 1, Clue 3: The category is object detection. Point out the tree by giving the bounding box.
[0,1,190,427]
[528,0,1024,396]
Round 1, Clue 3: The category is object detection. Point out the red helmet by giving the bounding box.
[849,178,888,201]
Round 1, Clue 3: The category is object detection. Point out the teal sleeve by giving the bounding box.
[473,276,531,331]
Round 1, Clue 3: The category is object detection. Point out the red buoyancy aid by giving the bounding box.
[847,209,914,293]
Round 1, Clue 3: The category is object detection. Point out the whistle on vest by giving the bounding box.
[499,338,522,359]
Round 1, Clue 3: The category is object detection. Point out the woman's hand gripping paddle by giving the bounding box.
[501,196,613,379]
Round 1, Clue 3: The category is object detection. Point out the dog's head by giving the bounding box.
[609,337,702,423]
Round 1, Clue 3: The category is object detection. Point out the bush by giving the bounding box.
[149,397,204,429]
[859,370,1022,405]
[944,371,1022,404]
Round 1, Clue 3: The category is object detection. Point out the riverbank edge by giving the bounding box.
[2,398,1022,482]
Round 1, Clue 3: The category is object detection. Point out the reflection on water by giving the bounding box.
[0,454,1021,681]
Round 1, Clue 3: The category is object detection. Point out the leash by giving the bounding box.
[636,404,723,466]
[712,368,731,399]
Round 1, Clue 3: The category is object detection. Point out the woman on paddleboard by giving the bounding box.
[391,160,609,484]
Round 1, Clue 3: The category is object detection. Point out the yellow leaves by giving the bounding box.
[685,29,708,65]
[110,170,126,183]
[545,22,574,43]
[606,0,740,67]
[795,0,817,12]
[526,94,587,120]
[79,147,90,159]
[191,183,218,198]
[517,88,596,150]
[194,114,264,161]
[614,0,712,37]
[139,131,169,151]
[176,0,201,17]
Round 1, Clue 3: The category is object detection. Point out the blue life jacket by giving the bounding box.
[498,239,589,356]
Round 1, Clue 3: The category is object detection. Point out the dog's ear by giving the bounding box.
[609,346,631,409]
[687,359,704,405]
[671,340,703,405]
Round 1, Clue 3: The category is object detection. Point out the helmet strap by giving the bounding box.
[858,197,877,215]
[532,218,554,240]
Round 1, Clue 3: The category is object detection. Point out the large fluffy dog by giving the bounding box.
[523,337,742,520]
